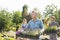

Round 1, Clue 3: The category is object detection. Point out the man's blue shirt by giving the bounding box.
[27,19,44,30]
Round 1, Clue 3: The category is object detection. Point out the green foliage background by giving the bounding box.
[0,4,60,40]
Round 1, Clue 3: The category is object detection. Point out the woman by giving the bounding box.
[22,18,27,40]
[49,16,59,40]
[26,11,44,40]
[22,18,27,30]
[16,18,27,40]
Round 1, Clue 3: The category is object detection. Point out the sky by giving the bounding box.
[0,0,60,12]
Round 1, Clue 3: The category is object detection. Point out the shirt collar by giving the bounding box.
[32,18,38,22]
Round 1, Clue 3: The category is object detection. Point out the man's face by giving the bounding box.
[50,17,54,21]
[31,12,37,19]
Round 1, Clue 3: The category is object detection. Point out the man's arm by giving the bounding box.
[39,20,44,29]
[56,22,60,27]
[39,20,44,33]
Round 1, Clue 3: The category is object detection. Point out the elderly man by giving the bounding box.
[26,11,44,40]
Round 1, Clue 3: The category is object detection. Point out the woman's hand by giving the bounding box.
[23,18,27,24]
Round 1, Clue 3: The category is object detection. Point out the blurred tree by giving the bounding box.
[54,9,60,25]
[43,4,57,28]
[44,4,56,17]
[22,4,32,22]
[22,4,28,18]
[57,10,60,24]
[12,11,22,24]
[12,11,23,31]
[0,9,13,32]
[43,4,60,28]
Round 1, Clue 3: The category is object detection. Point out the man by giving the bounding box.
[49,16,60,40]
[26,11,44,40]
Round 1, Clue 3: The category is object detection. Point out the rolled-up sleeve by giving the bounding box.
[26,21,31,29]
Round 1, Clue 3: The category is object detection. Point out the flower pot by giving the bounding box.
[44,27,57,34]
[16,29,40,39]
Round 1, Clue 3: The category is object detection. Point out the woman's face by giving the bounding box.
[31,12,37,19]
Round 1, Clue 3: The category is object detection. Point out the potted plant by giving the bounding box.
[44,26,57,34]
[16,29,40,39]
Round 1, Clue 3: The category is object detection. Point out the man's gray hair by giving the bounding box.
[30,10,38,15]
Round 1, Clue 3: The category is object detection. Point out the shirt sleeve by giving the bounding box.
[39,20,44,29]
[26,21,31,29]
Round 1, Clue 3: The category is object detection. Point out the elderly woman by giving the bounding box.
[16,18,27,40]
[49,16,59,40]
[26,11,44,40]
